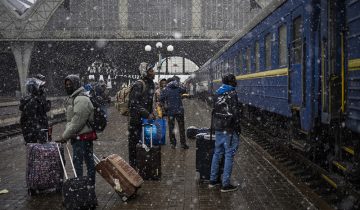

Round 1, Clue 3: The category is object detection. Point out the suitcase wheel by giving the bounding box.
[122,196,128,202]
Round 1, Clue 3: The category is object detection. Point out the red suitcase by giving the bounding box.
[94,154,144,201]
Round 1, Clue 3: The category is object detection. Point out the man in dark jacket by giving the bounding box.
[209,73,241,193]
[128,62,156,168]
[160,76,189,149]
[19,77,51,144]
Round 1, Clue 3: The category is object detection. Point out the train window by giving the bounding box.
[255,41,260,71]
[233,57,237,75]
[239,50,243,74]
[292,16,303,64]
[246,47,251,73]
[279,24,288,66]
[265,33,272,69]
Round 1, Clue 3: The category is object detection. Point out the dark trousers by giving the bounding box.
[128,124,141,168]
[71,140,95,185]
[168,114,186,146]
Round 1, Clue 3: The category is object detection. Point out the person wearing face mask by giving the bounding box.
[57,74,96,186]
[127,62,156,168]
[19,77,51,144]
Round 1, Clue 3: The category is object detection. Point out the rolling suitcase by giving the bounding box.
[26,142,63,195]
[136,123,161,180]
[26,128,63,195]
[57,144,97,210]
[195,110,223,182]
[94,154,144,201]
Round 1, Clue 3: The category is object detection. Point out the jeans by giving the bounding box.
[210,131,240,186]
[128,124,141,168]
[168,114,186,146]
[71,140,96,185]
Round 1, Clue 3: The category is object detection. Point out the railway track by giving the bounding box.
[241,120,360,210]
[0,113,66,141]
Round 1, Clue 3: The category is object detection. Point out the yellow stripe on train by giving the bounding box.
[213,68,288,83]
[349,58,360,71]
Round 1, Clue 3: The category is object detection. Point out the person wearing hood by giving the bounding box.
[57,74,96,186]
[208,73,241,193]
[19,77,51,144]
[128,62,156,168]
[160,76,189,149]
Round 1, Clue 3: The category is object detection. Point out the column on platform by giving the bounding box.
[11,42,34,96]
[191,0,202,36]
[118,0,130,38]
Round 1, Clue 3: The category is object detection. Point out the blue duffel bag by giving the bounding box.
[142,119,166,145]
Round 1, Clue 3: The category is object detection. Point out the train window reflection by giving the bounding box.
[279,24,288,66]
[246,47,251,73]
[255,41,260,71]
[265,33,272,69]
[292,16,303,64]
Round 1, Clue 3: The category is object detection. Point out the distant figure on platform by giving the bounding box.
[95,80,110,118]
[160,76,189,149]
[19,77,51,144]
[128,62,155,168]
[57,74,97,186]
[154,78,167,118]
[209,73,241,192]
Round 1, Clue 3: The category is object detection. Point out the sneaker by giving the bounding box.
[171,144,176,149]
[181,144,189,149]
[208,181,221,189]
[221,184,238,193]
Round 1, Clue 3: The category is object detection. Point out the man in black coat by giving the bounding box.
[128,62,156,168]
[19,77,51,144]
[160,76,189,149]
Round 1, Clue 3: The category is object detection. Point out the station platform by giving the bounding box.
[0,99,316,209]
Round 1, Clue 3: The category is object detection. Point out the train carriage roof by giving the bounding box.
[212,0,286,61]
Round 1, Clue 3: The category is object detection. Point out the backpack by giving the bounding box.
[212,92,234,130]
[74,93,107,132]
[116,80,146,116]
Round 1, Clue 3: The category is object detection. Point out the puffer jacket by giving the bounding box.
[160,80,186,116]
[62,87,94,140]
[128,77,155,126]
[212,84,241,134]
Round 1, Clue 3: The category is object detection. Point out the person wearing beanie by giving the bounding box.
[127,62,156,168]
[208,73,241,193]
[57,74,97,189]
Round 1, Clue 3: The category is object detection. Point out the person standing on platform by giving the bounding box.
[208,73,241,192]
[19,77,51,144]
[128,62,156,168]
[160,76,189,149]
[57,74,97,186]
[154,78,167,118]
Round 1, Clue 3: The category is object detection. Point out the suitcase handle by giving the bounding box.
[56,143,68,180]
[56,143,78,179]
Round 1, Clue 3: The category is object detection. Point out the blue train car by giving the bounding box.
[194,0,360,176]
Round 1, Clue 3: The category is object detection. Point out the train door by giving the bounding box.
[289,8,304,108]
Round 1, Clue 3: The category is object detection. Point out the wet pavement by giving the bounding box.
[0,99,316,209]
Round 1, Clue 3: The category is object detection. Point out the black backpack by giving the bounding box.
[212,92,234,130]
[74,94,107,132]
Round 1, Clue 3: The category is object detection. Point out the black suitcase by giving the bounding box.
[136,124,161,180]
[195,111,223,182]
[57,144,97,210]
[196,133,222,181]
